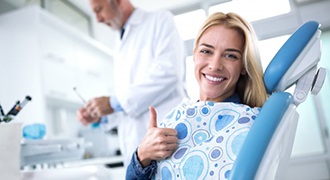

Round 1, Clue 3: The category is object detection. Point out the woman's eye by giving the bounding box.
[225,53,239,60]
[200,49,212,54]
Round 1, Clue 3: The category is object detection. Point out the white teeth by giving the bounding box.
[205,75,224,82]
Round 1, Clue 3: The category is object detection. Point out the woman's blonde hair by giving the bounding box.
[194,12,268,107]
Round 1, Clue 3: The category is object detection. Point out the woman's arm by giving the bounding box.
[126,149,157,180]
[126,107,179,179]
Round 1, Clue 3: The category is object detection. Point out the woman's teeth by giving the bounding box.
[205,75,224,82]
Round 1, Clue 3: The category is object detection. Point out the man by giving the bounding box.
[77,0,187,167]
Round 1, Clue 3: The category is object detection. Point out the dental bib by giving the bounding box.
[154,99,260,180]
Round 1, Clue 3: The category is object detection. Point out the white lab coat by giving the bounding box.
[110,8,187,167]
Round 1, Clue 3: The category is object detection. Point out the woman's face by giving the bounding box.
[194,25,246,102]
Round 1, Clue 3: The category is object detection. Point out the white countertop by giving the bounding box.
[21,156,125,180]
[63,155,124,168]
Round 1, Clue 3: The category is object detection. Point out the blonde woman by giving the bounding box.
[126,12,268,179]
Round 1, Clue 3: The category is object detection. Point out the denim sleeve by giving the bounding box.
[126,149,157,180]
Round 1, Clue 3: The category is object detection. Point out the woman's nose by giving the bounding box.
[208,57,223,71]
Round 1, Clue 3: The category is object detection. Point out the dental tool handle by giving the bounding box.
[73,87,86,104]
[0,103,4,122]
[0,103,5,116]
[3,96,32,123]
[20,96,32,108]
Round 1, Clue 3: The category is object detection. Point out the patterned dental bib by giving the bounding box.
[154,99,261,180]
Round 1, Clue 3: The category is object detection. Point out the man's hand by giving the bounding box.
[85,96,114,117]
[137,106,178,167]
[76,96,114,125]
[76,107,99,125]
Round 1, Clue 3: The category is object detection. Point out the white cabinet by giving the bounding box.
[41,56,79,101]
[0,6,114,125]
[37,7,114,103]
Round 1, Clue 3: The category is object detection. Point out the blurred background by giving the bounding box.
[0,0,329,179]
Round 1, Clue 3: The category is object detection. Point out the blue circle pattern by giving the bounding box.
[156,99,261,179]
[161,166,172,180]
[175,123,188,140]
[192,129,210,145]
[182,154,205,179]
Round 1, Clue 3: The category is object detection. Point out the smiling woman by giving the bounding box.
[125,11,268,179]
[193,12,267,107]
[194,25,245,103]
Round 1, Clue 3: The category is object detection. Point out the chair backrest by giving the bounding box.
[229,21,326,180]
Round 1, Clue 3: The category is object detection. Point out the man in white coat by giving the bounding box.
[76,0,187,167]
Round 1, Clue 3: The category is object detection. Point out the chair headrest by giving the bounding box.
[263,21,320,94]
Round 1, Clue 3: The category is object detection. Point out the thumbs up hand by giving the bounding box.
[137,106,178,167]
[148,106,158,128]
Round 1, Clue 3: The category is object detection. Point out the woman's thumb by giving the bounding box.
[148,106,157,128]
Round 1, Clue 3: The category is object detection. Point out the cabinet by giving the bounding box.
[0,6,114,126]
[38,7,114,103]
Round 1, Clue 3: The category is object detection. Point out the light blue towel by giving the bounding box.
[155,99,261,180]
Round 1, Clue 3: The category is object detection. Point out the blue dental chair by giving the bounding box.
[229,21,326,180]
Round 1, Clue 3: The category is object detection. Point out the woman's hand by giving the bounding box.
[137,106,178,167]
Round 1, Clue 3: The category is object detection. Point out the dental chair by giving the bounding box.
[229,20,326,180]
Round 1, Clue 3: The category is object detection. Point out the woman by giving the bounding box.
[126,12,268,179]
